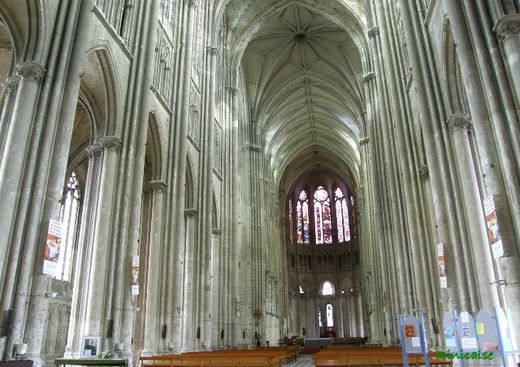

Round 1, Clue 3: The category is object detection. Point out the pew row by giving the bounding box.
[314,347,453,366]
[140,348,300,367]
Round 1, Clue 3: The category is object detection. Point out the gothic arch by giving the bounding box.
[146,112,164,181]
[81,45,120,138]
[185,155,195,209]
[64,98,96,190]
[441,17,470,116]
[319,280,336,297]
[0,19,15,83]
[212,192,219,230]
[0,0,43,62]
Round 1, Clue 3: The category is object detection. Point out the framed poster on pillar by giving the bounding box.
[82,336,100,357]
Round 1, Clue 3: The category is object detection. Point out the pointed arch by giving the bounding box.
[185,155,195,209]
[320,280,335,296]
[313,185,332,244]
[146,112,164,181]
[334,186,350,243]
[82,44,120,138]
[296,188,310,244]
[212,192,219,229]
[442,17,469,116]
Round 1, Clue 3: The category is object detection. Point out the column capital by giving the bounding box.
[494,14,520,41]
[184,0,197,8]
[419,165,429,181]
[184,208,198,218]
[226,86,238,96]
[446,114,472,131]
[241,144,260,152]
[17,61,46,83]
[362,72,375,83]
[207,46,219,56]
[101,136,122,151]
[85,144,104,159]
[212,229,222,236]
[368,27,379,38]
[148,180,167,192]
[359,137,369,146]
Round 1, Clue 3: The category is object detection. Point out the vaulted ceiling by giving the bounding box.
[224,0,368,192]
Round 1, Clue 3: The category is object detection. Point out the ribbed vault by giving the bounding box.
[225,0,368,190]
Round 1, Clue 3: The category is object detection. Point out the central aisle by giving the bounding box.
[285,354,314,367]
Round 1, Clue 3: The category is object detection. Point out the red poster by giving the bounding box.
[404,325,416,337]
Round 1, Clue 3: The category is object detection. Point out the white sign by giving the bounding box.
[484,195,503,259]
[131,255,140,296]
[461,337,478,350]
[43,219,62,276]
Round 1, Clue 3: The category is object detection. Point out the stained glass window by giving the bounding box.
[326,304,334,327]
[314,186,332,244]
[335,188,350,242]
[57,172,82,281]
[288,199,293,242]
[296,190,310,244]
[322,281,334,296]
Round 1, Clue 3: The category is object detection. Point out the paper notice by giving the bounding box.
[461,337,478,350]
[460,312,470,323]
[477,323,485,335]
[411,337,420,347]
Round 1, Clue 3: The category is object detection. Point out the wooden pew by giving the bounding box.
[314,347,453,366]
[140,347,300,367]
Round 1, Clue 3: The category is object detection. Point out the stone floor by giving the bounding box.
[285,354,314,367]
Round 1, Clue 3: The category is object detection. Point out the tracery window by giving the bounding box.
[326,304,334,327]
[314,186,332,244]
[288,199,294,242]
[57,172,82,281]
[289,184,354,244]
[296,190,310,244]
[334,188,350,242]
[322,281,334,296]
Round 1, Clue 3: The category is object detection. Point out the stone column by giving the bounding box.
[84,136,121,337]
[446,115,500,309]
[181,209,198,352]
[65,144,104,357]
[0,77,19,155]
[355,295,364,337]
[142,180,167,355]
[345,296,353,337]
[399,1,474,315]
[199,45,219,350]
[494,14,520,105]
[0,62,45,286]
[446,3,520,347]
[210,229,222,347]
[167,0,196,350]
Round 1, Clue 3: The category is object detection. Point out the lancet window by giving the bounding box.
[288,184,354,244]
[288,199,294,242]
[314,186,332,244]
[296,190,310,244]
[334,188,350,242]
[57,172,82,281]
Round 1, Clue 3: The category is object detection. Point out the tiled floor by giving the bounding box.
[285,354,314,367]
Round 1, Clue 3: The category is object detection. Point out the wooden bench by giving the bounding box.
[314,347,453,366]
[140,348,300,367]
